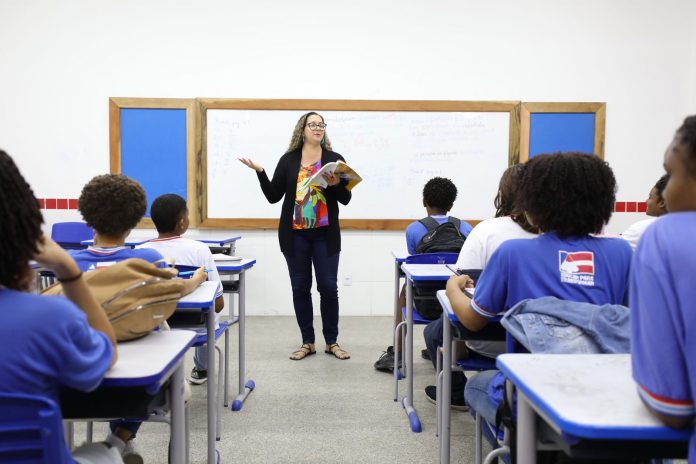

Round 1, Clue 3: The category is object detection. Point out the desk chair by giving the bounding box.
[51,221,94,250]
[0,393,65,463]
[393,253,458,388]
[170,264,230,441]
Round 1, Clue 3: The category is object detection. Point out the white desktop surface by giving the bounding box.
[497,354,692,440]
[213,257,256,271]
[401,263,454,280]
[177,281,220,309]
[102,330,195,386]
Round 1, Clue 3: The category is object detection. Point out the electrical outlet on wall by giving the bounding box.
[343,274,352,286]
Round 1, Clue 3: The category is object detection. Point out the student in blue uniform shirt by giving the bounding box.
[631,115,696,459]
[72,174,206,463]
[445,152,632,423]
[404,176,473,255]
[0,150,122,463]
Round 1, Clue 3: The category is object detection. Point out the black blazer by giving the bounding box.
[256,147,352,256]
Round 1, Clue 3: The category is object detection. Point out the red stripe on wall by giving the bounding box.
[615,202,626,213]
[637,202,647,213]
[37,198,79,210]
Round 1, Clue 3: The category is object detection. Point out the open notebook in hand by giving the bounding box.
[306,160,363,191]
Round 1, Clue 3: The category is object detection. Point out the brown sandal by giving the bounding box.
[325,343,350,360]
[290,343,316,360]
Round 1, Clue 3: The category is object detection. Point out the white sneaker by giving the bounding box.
[123,439,144,464]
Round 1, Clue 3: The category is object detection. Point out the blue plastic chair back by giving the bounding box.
[404,252,458,265]
[174,264,199,279]
[51,222,93,250]
[0,393,67,463]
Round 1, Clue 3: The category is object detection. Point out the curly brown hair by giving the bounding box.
[286,112,333,152]
[78,174,146,236]
[0,150,43,290]
[495,163,538,234]
[518,153,616,236]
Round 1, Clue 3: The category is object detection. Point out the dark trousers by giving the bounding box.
[424,315,467,396]
[283,229,340,345]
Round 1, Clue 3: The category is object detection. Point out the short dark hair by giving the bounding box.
[78,174,146,236]
[150,194,187,233]
[423,177,457,212]
[654,174,670,198]
[676,115,696,174]
[0,150,44,290]
[519,153,616,236]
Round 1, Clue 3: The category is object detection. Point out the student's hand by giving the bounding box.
[192,267,207,285]
[239,158,264,173]
[34,236,81,280]
[448,274,474,291]
[323,171,339,186]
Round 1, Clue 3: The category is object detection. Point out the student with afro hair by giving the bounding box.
[452,153,631,423]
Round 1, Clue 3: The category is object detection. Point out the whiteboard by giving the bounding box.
[206,109,511,222]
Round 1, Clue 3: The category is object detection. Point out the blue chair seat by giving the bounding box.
[191,320,230,347]
[402,306,433,325]
[455,353,497,372]
[51,222,93,250]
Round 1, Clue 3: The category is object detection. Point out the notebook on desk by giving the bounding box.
[212,254,243,261]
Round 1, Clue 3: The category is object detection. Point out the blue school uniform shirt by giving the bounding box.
[70,245,165,271]
[0,290,112,464]
[471,233,632,318]
[405,215,473,255]
[631,213,696,458]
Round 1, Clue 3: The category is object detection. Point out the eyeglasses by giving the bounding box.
[306,122,327,131]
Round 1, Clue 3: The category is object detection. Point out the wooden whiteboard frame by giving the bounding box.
[109,97,201,228]
[197,98,520,230]
[519,102,606,162]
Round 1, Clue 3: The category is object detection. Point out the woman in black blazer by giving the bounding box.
[240,112,352,360]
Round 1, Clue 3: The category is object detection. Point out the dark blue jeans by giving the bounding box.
[284,229,340,345]
[424,315,467,397]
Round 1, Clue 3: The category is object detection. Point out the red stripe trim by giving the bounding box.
[148,236,182,242]
[640,385,694,406]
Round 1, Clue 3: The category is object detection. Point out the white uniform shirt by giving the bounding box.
[138,236,224,299]
[621,217,657,250]
[454,216,537,358]
[456,216,538,269]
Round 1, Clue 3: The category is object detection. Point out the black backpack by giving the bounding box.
[415,216,466,254]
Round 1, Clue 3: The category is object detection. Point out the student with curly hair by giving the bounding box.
[73,174,206,462]
[374,177,473,373]
[449,153,631,422]
[622,173,670,249]
[0,150,122,463]
[239,112,353,361]
[631,116,696,452]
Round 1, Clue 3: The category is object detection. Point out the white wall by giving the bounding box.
[1,0,695,316]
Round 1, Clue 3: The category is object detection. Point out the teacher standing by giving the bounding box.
[239,112,352,361]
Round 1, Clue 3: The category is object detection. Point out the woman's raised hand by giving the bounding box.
[239,158,263,173]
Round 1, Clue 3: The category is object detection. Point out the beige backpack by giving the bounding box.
[43,258,185,341]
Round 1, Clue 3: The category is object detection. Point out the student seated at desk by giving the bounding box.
[0,150,122,463]
[621,173,669,250]
[631,116,696,456]
[374,177,472,372]
[446,153,632,425]
[421,164,538,408]
[73,174,206,462]
[138,193,224,385]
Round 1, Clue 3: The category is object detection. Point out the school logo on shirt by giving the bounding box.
[558,251,595,286]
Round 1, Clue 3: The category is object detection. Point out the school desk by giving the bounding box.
[61,329,196,464]
[391,250,409,329]
[212,257,257,412]
[496,353,690,463]
[397,263,455,433]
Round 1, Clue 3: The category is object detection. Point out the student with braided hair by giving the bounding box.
[0,150,123,463]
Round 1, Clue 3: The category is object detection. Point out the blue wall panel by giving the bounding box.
[120,109,187,217]
[529,113,596,158]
